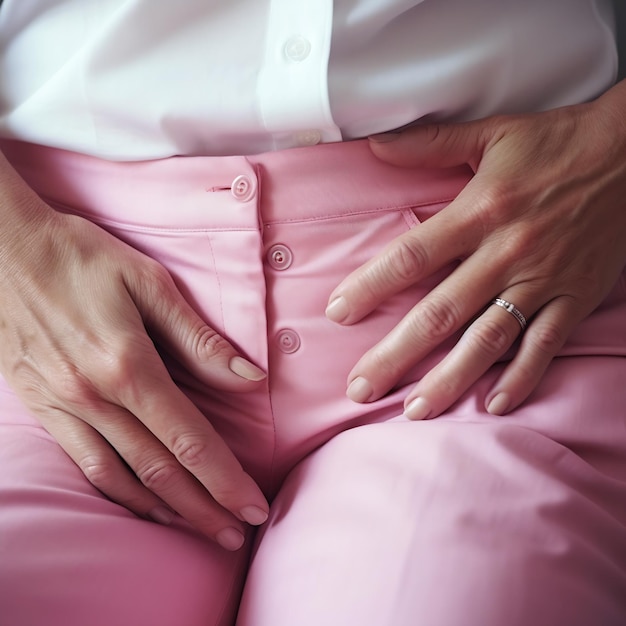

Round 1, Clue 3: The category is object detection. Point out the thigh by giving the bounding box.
[0,382,247,626]
[237,357,626,626]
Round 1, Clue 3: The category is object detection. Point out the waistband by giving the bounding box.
[0,139,472,228]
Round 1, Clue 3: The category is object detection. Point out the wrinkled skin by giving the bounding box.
[0,159,269,551]
[1,80,624,550]
[327,79,626,420]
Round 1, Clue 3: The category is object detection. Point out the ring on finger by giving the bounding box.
[491,298,527,331]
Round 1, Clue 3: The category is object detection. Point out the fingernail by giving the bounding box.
[229,356,267,381]
[148,505,176,526]
[216,527,245,551]
[368,131,403,143]
[325,296,349,323]
[487,392,510,416]
[347,377,374,403]
[404,397,431,421]
[240,505,269,526]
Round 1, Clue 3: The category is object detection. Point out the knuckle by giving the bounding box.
[384,239,429,283]
[528,322,566,356]
[497,227,537,264]
[471,184,508,228]
[465,318,512,356]
[197,327,231,360]
[170,432,209,469]
[79,455,117,491]
[136,458,181,492]
[138,258,175,297]
[54,364,99,409]
[418,295,462,340]
[96,358,129,391]
[131,258,181,316]
[473,184,528,239]
[52,338,149,409]
[96,337,146,394]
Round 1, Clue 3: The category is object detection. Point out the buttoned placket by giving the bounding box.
[256,0,342,150]
[265,240,301,355]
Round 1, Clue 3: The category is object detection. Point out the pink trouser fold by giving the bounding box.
[0,139,625,626]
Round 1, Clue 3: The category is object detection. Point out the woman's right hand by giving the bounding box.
[0,155,269,551]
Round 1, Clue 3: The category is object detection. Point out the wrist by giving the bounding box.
[0,150,57,264]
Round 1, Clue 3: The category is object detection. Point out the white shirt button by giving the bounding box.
[267,244,293,270]
[283,36,311,62]
[231,175,256,202]
[276,329,301,354]
[295,130,322,146]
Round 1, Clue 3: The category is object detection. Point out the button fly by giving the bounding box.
[267,244,293,271]
[276,329,301,354]
[231,175,256,202]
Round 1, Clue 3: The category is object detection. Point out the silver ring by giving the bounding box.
[491,298,527,331]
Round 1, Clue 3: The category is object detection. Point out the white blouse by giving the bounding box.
[0,0,618,159]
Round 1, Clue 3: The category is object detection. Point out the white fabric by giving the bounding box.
[0,0,618,159]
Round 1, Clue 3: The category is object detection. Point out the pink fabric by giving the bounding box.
[0,139,625,625]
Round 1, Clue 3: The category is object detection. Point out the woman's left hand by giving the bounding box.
[326,80,626,420]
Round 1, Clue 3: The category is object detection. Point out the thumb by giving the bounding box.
[125,259,266,391]
[368,119,493,171]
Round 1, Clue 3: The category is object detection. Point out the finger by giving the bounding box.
[124,258,266,390]
[64,303,270,538]
[344,247,517,403]
[401,295,534,420]
[485,295,584,415]
[40,409,176,526]
[91,340,270,527]
[326,191,481,325]
[87,402,253,550]
[368,118,493,171]
[46,359,264,550]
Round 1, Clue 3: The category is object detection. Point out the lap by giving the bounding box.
[239,356,626,626]
[2,357,626,626]
[0,384,247,626]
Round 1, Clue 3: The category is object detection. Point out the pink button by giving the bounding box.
[231,175,256,202]
[276,329,301,354]
[267,244,293,271]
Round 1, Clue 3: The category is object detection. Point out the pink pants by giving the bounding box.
[1,139,625,626]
